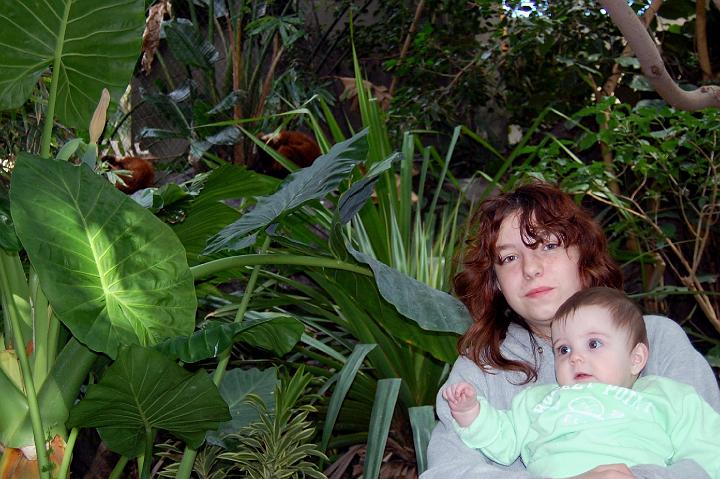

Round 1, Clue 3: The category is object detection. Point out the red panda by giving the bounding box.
[254,130,321,177]
[102,155,155,194]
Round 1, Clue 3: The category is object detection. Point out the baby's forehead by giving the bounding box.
[551,304,618,334]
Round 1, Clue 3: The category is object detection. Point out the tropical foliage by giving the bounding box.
[0,1,717,478]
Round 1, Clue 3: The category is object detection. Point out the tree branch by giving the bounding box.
[389,0,426,97]
[599,0,720,110]
[600,0,662,98]
[696,0,713,80]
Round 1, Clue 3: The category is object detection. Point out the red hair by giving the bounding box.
[454,181,622,383]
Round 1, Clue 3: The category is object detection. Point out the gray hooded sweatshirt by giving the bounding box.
[422,315,720,479]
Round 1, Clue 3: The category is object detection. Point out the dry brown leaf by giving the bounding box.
[370,173,419,204]
[337,76,392,111]
[89,88,110,145]
[141,0,172,75]
[324,444,364,479]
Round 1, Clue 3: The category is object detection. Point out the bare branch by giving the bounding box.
[696,0,714,80]
[599,0,720,110]
[600,0,663,98]
[389,0,426,97]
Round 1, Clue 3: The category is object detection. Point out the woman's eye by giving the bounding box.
[500,254,517,264]
[558,345,571,355]
[588,339,603,349]
[543,242,559,251]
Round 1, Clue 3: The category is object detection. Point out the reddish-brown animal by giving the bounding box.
[256,130,321,177]
[102,155,155,193]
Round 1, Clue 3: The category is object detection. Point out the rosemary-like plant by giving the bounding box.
[219,368,328,479]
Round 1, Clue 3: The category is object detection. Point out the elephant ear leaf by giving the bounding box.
[204,129,369,254]
[67,345,231,457]
[0,0,144,128]
[348,247,471,334]
[10,154,197,359]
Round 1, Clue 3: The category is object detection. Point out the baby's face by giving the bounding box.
[551,305,644,388]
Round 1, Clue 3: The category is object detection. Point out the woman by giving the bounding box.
[421,182,720,479]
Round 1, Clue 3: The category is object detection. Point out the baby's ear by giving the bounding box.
[630,342,649,375]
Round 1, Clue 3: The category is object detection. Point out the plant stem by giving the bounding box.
[191,254,372,280]
[108,456,129,479]
[213,238,270,384]
[175,445,196,478]
[8,300,50,478]
[176,238,272,479]
[207,0,214,44]
[141,427,155,479]
[29,269,50,386]
[57,427,78,479]
[40,0,72,158]
[46,308,61,374]
[156,51,176,91]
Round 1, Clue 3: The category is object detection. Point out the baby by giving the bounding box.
[443,287,720,478]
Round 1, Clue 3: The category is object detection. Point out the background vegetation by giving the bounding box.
[0,0,717,478]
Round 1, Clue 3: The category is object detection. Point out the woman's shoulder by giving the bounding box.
[641,314,720,412]
[643,314,688,345]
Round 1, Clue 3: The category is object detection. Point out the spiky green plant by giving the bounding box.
[218,368,327,479]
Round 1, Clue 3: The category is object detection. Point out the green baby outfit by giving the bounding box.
[454,375,720,478]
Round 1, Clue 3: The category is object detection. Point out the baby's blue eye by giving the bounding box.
[588,339,603,349]
[557,345,571,355]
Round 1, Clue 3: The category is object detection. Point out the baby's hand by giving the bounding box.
[442,382,481,427]
[442,382,478,413]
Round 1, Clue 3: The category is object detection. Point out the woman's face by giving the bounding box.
[493,213,584,338]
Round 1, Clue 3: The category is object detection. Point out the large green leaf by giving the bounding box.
[320,344,376,452]
[10,154,197,359]
[207,367,278,447]
[0,193,21,252]
[363,378,402,479]
[0,0,144,128]
[67,345,230,457]
[409,406,436,475]
[240,314,304,355]
[315,270,450,407]
[0,364,29,446]
[204,129,369,254]
[172,164,279,263]
[155,312,304,362]
[348,248,471,335]
[5,339,97,448]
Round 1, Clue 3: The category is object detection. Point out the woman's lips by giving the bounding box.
[526,286,553,298]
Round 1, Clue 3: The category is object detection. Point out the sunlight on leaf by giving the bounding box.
[11,154,196,359]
